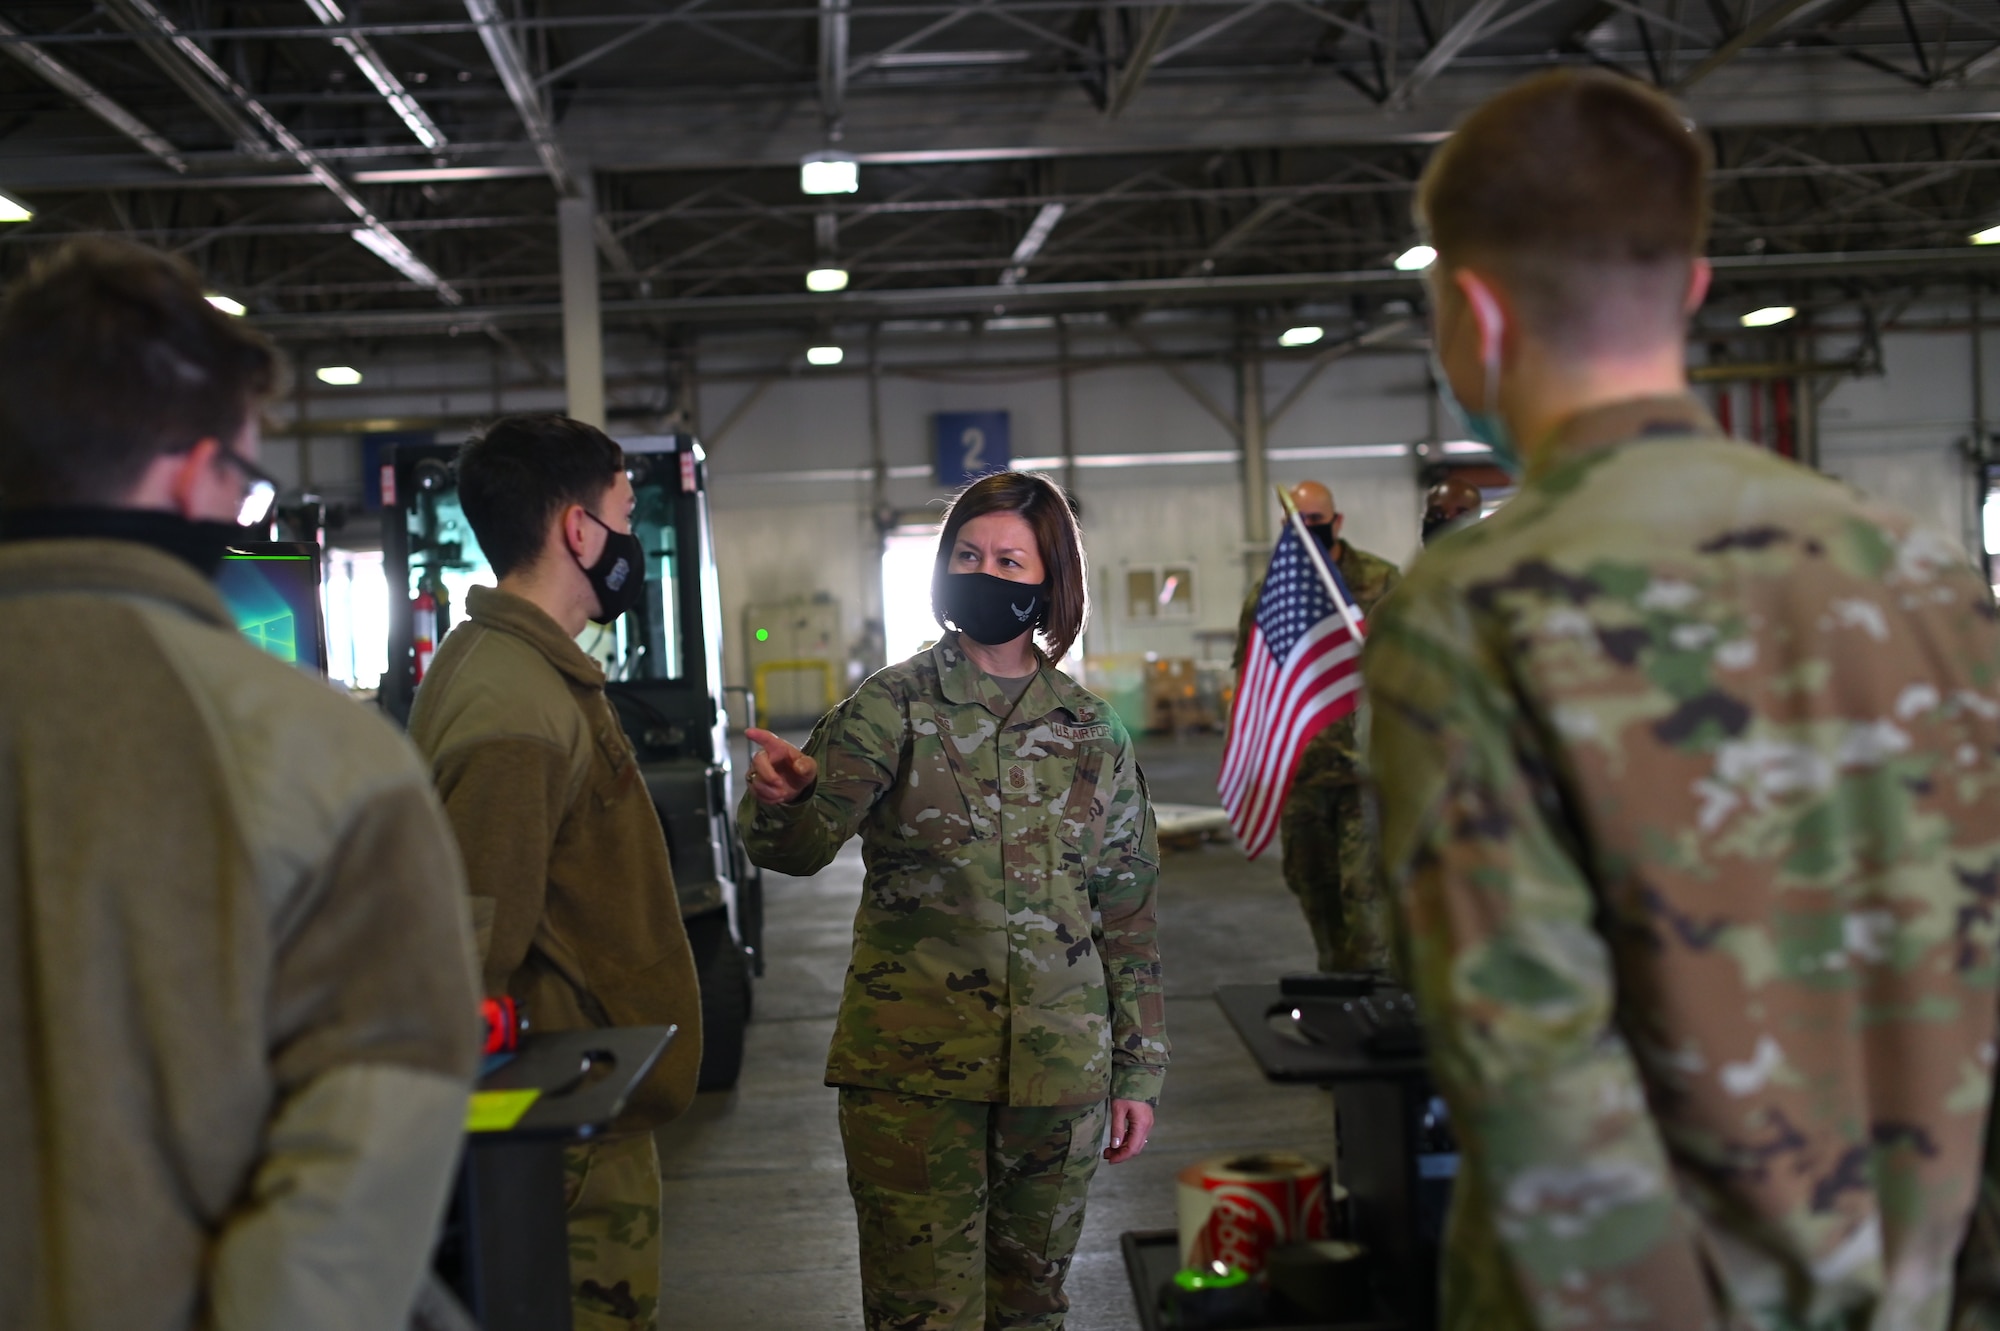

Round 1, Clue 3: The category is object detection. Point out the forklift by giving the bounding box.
[379,433,761,1091]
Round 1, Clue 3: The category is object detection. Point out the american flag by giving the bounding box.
[1218,516,1367,859]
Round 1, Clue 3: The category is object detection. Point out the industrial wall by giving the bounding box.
[258,308,1996,701]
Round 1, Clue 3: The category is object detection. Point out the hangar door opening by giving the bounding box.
[881,527,940,669]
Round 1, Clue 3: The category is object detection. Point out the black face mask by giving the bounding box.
[576,509,646,626]
[0,506,245,579]
[942,572,1046,646]
[1303,520,1337,552]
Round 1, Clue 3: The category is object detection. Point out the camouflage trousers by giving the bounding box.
[837,1087,1107,1331]
[1280,778,1390,973]
[563,1131,662,1331]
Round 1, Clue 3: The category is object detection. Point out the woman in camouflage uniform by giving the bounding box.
[741,471,1167,1331]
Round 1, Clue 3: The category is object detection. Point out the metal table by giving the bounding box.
[437,1026,676,1331]
[1210,982,1446,1331]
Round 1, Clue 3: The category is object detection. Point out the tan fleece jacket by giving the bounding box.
[0,538,481,1331]
[409,585,702,1128]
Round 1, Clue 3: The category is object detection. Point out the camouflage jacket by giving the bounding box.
[1363,395,2000,1331]
[1234,539,1402,787]
[741,633,1168,1107]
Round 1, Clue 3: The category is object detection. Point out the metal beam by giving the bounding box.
[1388,0,1510,105]
[549,58,2000,172]
[97,0,268,156]
[0,14,185,173]
[464,0,577,194]
[463,0,637,277]
[1265,316,1417,424]
[302,0,448,149]
[1675,0,1846,88]
[1182,195,1293,275]
[1122,322,1244,437]
[1106,6,1183,119]
[821,0,850,133]
[101,0,461,305]
[999,201,1066,284]
[242,244,2000,335]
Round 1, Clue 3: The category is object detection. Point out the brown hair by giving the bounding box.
[1416,70,1711,349]
[931,471,1087,662]
[458,414,625,578]
[0,236,281,507]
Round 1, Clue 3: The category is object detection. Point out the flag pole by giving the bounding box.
[1275,484,1367,643]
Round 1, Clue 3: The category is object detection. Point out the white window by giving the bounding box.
[325,548,390,691]
[1122,564,1198,622]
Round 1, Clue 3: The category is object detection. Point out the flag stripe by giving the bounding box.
[1216,520,1368,858]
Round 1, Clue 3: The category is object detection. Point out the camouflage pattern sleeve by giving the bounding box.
[1089,722,1168,1106]
[1365,584,1717,1329]
[1232,583,1259,677]
[739,680,902,877]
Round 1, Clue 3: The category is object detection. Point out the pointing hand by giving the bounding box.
[744,727,819,805]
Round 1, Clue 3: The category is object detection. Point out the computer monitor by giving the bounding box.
[216,541,330,677]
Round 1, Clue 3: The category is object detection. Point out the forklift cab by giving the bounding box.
[381,433,760,1091]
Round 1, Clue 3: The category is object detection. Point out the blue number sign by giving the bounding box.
[934,411,1010,487]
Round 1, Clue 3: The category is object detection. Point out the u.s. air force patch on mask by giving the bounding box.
[1050,722,1112,743]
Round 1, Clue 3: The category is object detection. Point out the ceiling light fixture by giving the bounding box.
[351,226,450,292]
[806,266,851,293]
[315,366,362,385]
[0,190,32,223]
[1741,305,1797,327]
[205,293,246,316]
[1974,224,2000,245]
[1394,245,1436,271]
[1279,326,1324,347]
[806,346,844,366]
[999,202,1066,287]
[800,152,859,196]
[302,0,446,149]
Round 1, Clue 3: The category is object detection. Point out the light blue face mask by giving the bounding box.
[1433,287,1521,476]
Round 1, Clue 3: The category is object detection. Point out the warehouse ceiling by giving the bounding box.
[0,0,1991,338]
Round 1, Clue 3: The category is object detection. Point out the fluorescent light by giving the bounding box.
[806,267,850,292]
[1394,245,1436,271]
[1741,305,1796,327]
[0,190,32,222]
[1279,326,1324,347]
[806,346,844,366]
[205,293,246,316]
[800,153,859,196]
[1442,439,1492,454]
[1000,202,1066,286]
[316,366,362,385]
[1974,224,2000,245]
[351,225,455,302]
[302,0,445,149]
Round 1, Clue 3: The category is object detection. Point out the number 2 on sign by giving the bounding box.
[962,427,986,473]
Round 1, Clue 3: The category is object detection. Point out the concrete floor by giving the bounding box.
[656,732,1334,1329]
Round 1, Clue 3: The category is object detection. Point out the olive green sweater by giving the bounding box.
[410,585,702,1128]
[0,538,480,1331]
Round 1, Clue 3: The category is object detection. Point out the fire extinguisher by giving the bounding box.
[412,587,437,683]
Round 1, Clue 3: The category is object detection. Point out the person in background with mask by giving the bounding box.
[1420,474,1484,545]
[740,470,1165,1331]
[0,237,481,1331]
[1232,478,1401,972]
[1366,70,2000,1328]
[408,414,702,1331]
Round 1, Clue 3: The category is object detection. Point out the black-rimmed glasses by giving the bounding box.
[212,449,280,528]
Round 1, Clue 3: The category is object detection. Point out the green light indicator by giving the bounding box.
[755,628,770,642]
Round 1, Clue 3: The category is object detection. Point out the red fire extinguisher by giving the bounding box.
[412,587,437,683]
